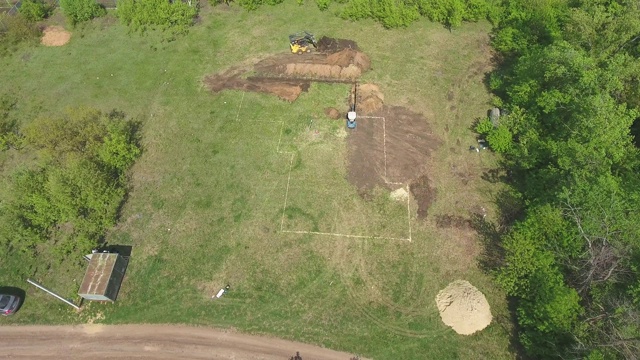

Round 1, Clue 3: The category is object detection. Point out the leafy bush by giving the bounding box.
[18,0,51,22]
[6,108,141,257]
[315,0,331,11]
[475,118,512,153]
[0,94,20,150]
[0,14,41,56]
[475,117,494,135]
[234,0,283,10]
[60,0,106,26]
[486,125,512,153]
[117,0,198,34]
[341,0,420,28]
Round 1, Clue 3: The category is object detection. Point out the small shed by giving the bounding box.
[78,253,128,302]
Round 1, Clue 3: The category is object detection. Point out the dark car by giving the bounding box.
[0,294,20,316]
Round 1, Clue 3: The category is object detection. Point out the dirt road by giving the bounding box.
[0,324,362,359]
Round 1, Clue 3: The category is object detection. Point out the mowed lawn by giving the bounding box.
[0,2,513,359]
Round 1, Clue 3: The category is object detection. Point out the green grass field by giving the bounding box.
[0,2,514,358]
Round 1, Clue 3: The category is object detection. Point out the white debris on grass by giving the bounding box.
[390,187,409,202]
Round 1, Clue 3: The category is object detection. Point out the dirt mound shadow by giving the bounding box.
[346,105,440,196]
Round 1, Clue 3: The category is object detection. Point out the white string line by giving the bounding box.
[358,115,400,185]
[406,184,412,242]
[281,230,410,242]
[233,100,412,241]
[280,153,294,232]
[234,92,245,122]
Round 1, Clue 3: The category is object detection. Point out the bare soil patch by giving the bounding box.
[204,37,370,101]
[346,105,440,196]
[435,214,471,229]
[40,26,71,47]
[410,174,436,219]
[435,280,492,335]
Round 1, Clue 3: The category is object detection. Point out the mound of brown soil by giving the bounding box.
[205,37,370,100]
[357,83,384,114]
[340,64,361,80]
[317,37,359,53]
[347,106,440,192]
[353,52,371,72]
[327,49,356,67]
[41,26,71,47]
[436,280,492,335]
[324,107,341,119]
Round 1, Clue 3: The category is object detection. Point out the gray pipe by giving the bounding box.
[26,278,81,310]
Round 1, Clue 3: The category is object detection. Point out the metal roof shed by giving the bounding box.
[78,253,127,302]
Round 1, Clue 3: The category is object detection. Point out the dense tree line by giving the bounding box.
[0,107,140,261]
[484,0,640,358]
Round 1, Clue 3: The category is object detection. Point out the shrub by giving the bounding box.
[340,0,372,20]
[18,0,51,22]
[60,0,106,26]
[7,108,141,258]
[475,117,494,135]
[342,0,420,27]
[0,14,41,57]
[315,0,331,11]
[117,0,198,34]
[0,94,19,150]
[486,125,513,153]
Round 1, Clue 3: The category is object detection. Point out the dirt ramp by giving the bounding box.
[204,70,310,102]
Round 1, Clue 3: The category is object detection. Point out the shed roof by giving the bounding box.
[79,253,126,299]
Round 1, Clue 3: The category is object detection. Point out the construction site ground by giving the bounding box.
[204,37,440,218]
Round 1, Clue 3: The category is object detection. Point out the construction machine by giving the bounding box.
[289,32,317,54]
[347,83,357,129]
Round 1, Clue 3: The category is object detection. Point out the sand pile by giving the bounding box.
[41,26,71,46]
[358,83,384,114]
[435,280,492,335]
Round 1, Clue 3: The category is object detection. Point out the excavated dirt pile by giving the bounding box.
[435,280,493,335]
[357,83,384,114]
[204,37,371,101]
